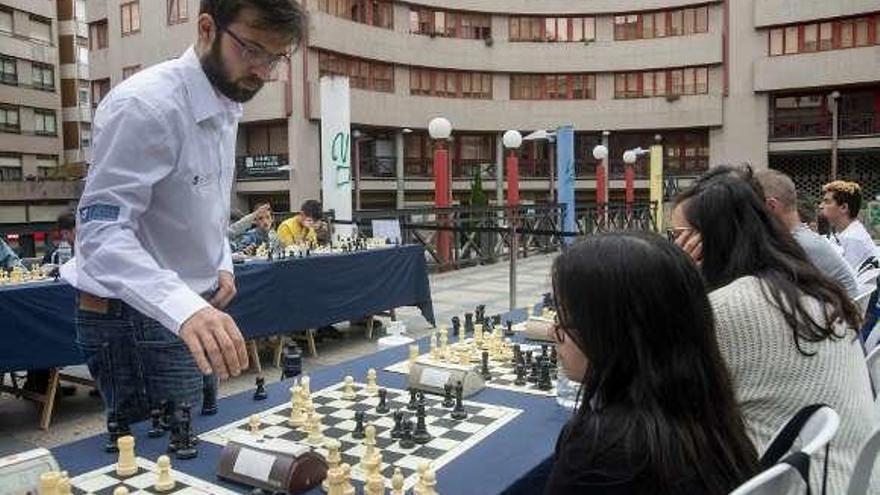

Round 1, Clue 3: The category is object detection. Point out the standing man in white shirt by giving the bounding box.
[820,180,878,272]
[62,0,305,427]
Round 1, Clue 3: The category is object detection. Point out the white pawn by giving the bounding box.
[307,412,324,445]
[360,424,376,471]
[326,464,346,495]
[289,385,306,428]
[366,368,378,396]
[341,463,355,495]
[391,467,405,495]
[363,451,384,495]
[342,375,356,400]
[154,455,175,491]
[116,435,137,477]
[322,439,342,492]
[113,487,130,495]
[421,465,438,495]
[249,414,262,436]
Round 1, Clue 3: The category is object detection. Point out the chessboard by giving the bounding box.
[385,341,558,397]
[68,457,238,495]
[199,381,521,491]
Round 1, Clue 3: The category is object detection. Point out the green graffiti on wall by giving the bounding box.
[331,131,351,187]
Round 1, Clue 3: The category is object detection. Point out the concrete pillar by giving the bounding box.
[396,131,405,209]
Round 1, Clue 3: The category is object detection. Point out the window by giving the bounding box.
[410,8,490,39]
[510,74,595,100]
[78,81,90,107]
[614,6,708,40]
[77,36,89,66]
[32,63,53,90]
[168,0,188,25]
[0,154,23,182]
[510,16,595,42]
[29,15,52,43]
[75,0,87,21]
[121,1,141,35]
[768,14,880,56]
[0,105,20,133]
[0,7,12,34]
[318,52,394,93]
[614,67,709,98]
[91,78,111,107]
[122,65,140,80]
[0,55,16,85]
[34,109,56,136]
[318,0,394,29]
[80,123,91,148]
[90,20,108,50]
[409,68,491,99]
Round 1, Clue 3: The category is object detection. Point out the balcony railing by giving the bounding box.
[236,154,289,181]
[769,113,880,140]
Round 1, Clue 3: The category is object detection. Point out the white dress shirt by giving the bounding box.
[61,47,242,334]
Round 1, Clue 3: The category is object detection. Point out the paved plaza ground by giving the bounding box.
[0,252,555,455]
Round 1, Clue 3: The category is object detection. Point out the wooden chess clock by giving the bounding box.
[218,437,327,494]
[408,360,485,397]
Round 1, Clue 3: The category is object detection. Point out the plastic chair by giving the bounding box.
[855,289,875,319]
[867,346,880,397]
[729,462,807,495]
[866,322,880,353]
[761,405,840,495]
[847,427,880,494]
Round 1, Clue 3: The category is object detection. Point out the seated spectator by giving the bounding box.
[42,210,77,265]
[755,170,859,298]
[228,203,271,241]
[670,166,875,493]
[232,203,280,254]
[545,232,757,494]
[821,180,878,272]
[277,200,330,247]
[0,237,23,270]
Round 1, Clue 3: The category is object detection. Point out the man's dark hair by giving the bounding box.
[57,210,76,231]
[301,199,322,220]
[200,0,305,41]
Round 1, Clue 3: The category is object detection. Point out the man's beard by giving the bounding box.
[200,37,263,103]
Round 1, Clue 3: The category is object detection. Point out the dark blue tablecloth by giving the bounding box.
[0,246,434,372]
[50,326,569,495]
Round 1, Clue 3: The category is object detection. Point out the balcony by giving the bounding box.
[754,46,880,92]
[236,154,290,181]
[769,113,880,141]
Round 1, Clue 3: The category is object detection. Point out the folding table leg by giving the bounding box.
[306,329,318,358]
[273,336,285,368]
[39,368,60,431]
[247,340,262,375]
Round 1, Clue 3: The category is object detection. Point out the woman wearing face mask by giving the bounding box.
[545,232,758,495]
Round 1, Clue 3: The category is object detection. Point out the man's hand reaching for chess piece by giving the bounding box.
[179,306,248,380]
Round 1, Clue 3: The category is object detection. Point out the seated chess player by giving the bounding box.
[277,199,330,247]
[228,202,271,241]
[42,210,77,265]
[0,237,23,270]
[232,203,280,254]
[545,232,757,494]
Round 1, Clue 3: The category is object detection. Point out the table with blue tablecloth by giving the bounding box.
[0,245,435,372]
[49,322,569,495]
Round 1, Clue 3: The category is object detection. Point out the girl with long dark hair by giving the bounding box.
[670,166,876,494]
[545,232,758,495]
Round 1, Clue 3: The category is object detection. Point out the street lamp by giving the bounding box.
[828,91,841,180]
[428,117,453,265]
[352,129,362,210]
[623,147,649,215]
[502,130,523,206]
[592,144,609,214]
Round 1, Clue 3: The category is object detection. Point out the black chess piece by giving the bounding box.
[512,344,522,365]
[253,376,268,401]
[376,388,389,414]
[451,382,467,420]
[505,320,514,337]
[390,411,404,439]
[352,411,366,439]
[480,351,492,381]
[399,419,415,449]
[175,416,198,460]
[525,350,533,366]
[148,409,164,438]
[407,388,418,410]
[167,422,181,454]
[464,313,474,333]
[104,414,122,453]
[442,383,455,407]
[528,360,539,384]
[492,315,502,327]
[281,342,303,380]
[161,400,175,431]
[537,362,553,391]
[201,377,218,416]
[541,345,549,360]
[451,316,461,336]
[417,390,427,408]
[550,346,558,368]
[412,403,432,444]
[514,364,527,386]
[543,293,555,310]
[475,304,486,325]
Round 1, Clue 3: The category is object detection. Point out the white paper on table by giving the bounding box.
[233,447,276,482]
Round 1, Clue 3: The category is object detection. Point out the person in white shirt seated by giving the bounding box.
[821,180,878,273]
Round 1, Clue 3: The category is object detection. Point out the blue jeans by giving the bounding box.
[75,294,203,426]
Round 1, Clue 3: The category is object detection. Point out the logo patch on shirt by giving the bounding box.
[79,204,120,223]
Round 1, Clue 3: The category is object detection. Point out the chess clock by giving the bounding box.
[218,436,327,494]
[0,448,61,495]
[407,361,485,397]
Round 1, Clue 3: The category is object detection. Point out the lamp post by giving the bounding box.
[592,143,609,226]
[352,129,362,211]
[623,147,649,218]
[502,130,523,206]
[429,117,453,266]
[828,90,841,180]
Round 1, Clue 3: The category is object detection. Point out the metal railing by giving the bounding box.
[769,113,880,140]
[577,203,658,235]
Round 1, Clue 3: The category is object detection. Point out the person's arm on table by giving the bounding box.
[76,97,246,379]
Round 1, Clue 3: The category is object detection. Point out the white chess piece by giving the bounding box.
[360,424,376,470]
[363,450,383,495]
[116,435,137,477]
[249,414,262,436]
[307,411,324,445]
[408,344,419,368]
[342,375,356,400]
[301,375,311,398]
[154,455,175,492]
[39,471,60,495]
[340,463,355,495]
[112,487,130,495]
[289,385,306,428]
[322,439,342,492]
[366,368,378,396]
[326,464,346,495]
[421,465,438,495]
[391,467,405,495]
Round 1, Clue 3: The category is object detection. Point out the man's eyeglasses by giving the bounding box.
[222,28,291,70]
